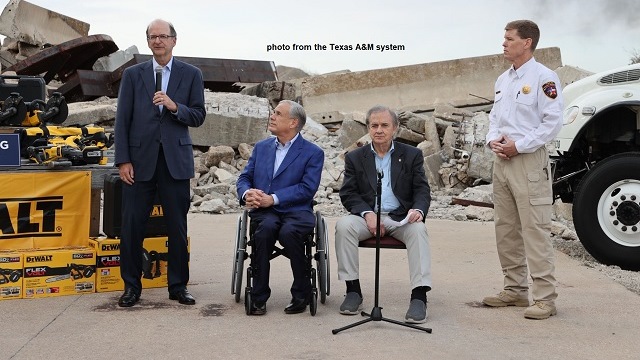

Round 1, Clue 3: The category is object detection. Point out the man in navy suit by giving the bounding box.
[335,105,432,324]
[114,19,205,307]
[237,100,324,315]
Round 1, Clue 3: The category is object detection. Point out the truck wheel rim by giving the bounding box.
[598,179,640,247]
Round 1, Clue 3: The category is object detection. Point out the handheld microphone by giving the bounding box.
[155,66,163,92]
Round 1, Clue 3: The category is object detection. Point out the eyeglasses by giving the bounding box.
[270,108,295,120]
[147,34,175,41]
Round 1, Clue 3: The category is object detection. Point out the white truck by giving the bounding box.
[551,63,640,270]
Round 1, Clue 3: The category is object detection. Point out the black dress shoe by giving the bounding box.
[169,288,196,305]
[250,301,267,315]
[284,297,308,314]
[118,288,140,307]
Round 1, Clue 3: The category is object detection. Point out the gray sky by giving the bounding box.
[6,0,640,75]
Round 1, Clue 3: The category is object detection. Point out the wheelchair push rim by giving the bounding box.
[315,211,330,304]
[232,211,248,303]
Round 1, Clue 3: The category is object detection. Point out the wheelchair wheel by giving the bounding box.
[232,211,248,303]
[315,211,330,304]
[244,288,252,315]
[244,267,253,315]
[310,268,318,316]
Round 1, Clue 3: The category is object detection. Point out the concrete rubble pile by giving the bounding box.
[0,1,593,243]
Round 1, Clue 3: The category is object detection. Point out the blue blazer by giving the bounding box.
[237,135,324,214]
[114,59,205,181]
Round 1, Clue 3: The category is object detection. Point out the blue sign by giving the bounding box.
[0,134,20,167]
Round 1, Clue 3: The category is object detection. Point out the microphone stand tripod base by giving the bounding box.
[331,306,432,334]
[367,306,383,321]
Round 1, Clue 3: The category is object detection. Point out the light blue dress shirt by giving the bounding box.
[371,143,400,213]
[152,57,172,112]
[271,133,299,205]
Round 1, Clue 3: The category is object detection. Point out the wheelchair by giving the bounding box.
[231,209,330,316]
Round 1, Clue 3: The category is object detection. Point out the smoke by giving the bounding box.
[532,0,639,35]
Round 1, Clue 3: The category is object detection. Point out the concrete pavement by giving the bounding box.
[2,214,639,360]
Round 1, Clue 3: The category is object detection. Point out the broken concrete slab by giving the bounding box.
[553,200,573,223]
[336,119,367,149]
[0,48,15,69]
[344,133,372,153]
[424,152,444,190]
[0,0,89,47]
[275,65,310,81]
[65,97,117,126]
[464,206,494,221]
[398,111,426,135]
[302,116,329,140]
[93,46,139,72]
[452,183,494,206]
[202,146,235,168]
[555,65,594,87]
[457,112,493,182]
[240,81,296,109]
[396,127,425,145]
[190,92,270,148]
[424,115,441,154]
[308,110,347,125]
[441,127,457,159]
[237,143,253,160]
[417,139,439,158]
[298,47,563,115]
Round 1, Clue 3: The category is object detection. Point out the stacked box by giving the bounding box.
[22,247,95,298]
[89,236,188,292]
[0,252,23,300]
[88,238,122,292]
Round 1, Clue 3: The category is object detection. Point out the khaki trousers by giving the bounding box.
[335,215,432,289]
[492,146,557,303]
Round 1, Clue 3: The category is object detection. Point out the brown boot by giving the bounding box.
[524,301,557,319]
[482,291,529,307]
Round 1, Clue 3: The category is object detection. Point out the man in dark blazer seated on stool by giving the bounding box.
[237,100,324,315]
[114,19,205,307]
[335,105,432,324]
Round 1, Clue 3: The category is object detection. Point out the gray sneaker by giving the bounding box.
[405,299,428,324]
[339,292,363,315]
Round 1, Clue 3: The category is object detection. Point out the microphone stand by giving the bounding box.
[332,170,431,334]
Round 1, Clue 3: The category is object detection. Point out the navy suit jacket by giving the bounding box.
[340,141,431,222]
[114,58,205,181]
[237,135,324,214]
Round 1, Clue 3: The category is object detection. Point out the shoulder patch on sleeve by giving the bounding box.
[542,81,558,99]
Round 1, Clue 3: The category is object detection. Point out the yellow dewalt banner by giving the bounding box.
[0,171,91,250]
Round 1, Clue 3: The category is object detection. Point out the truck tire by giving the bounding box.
[573,152,640,270]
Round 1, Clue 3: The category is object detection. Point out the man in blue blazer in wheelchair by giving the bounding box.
[237,100,324,315]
